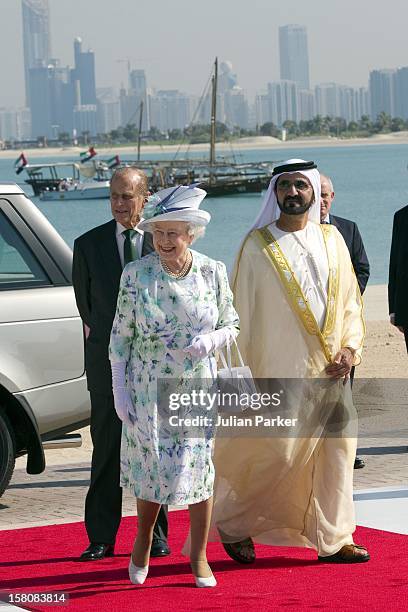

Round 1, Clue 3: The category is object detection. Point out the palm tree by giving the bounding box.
[374,111,392,133]
[358,115,372,133]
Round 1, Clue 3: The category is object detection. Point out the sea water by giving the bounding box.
[1,142,407,284]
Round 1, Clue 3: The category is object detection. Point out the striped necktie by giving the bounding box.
[123,229,137,265]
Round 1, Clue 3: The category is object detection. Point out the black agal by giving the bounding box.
[272,161,317,176]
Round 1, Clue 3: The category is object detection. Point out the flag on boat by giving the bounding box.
[14,153,27,175]
[107,155,120,169]
[80,147,97,163]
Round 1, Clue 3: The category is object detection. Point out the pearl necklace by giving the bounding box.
[160,250,192,279]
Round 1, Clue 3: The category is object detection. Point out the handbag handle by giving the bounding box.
[219,337,245,373]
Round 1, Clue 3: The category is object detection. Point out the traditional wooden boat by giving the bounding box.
[114,58,275,196]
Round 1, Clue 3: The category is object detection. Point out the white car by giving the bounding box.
[0,183,90,496]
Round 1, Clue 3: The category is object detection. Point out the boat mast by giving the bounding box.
[209,57,218,181]
[137,100,143,161]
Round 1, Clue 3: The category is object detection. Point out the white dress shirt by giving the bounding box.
[115,222,144,267]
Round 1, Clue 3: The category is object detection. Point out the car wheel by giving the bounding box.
[0,411,16,498]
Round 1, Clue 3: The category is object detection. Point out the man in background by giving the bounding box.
[320,174,370,469]
[388,204,408,350]
[72,167,169,561]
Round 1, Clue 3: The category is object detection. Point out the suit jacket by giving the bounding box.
[72,219,153,395]
[388,205,408,326]
[328,214,370,294]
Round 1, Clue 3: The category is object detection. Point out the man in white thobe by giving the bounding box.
[213,159,370,565]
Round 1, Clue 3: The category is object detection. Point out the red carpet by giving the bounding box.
[0,512,407,611]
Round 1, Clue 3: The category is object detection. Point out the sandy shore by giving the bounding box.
[2,132,408,160]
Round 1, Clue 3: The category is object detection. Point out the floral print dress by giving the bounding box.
[109,250,239,505]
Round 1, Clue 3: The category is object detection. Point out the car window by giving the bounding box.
[0,210,51,288]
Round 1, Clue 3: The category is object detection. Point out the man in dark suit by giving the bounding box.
[388,205,408,350]
[72,167,169,561]
[320,174,370,470]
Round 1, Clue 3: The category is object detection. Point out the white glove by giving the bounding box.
[183,334,214,359]
[111,361,136,426]
[209,326,238,351]
[184,327,238,359]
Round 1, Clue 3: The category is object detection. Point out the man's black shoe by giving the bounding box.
[150,539,170,557]
[354,456,365,469]
[79,543,114,561]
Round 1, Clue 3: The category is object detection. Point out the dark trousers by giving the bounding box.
[85,391,168,545]
[404,329,408,353]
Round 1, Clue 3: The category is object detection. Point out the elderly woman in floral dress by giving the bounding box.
[109,185,239,588]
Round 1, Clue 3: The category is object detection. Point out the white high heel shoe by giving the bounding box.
[128,557,149,585]
[194,574,217,588]
[191,561,217,588]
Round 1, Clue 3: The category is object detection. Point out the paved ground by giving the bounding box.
[1,397,407,531]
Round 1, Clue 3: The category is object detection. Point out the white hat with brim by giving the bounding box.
[138,184,211,232]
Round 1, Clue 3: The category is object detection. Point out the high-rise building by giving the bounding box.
[129,69,146,94]
[0,108,31,141]
[339,87,357,122]
[224,87,249,128]
[19,107,33,139]
[216,61,247,127]
[68,38,98,135]
[73,37,97,105]
[29,60,74,138]
[298,89,315,121]
[255,80,301,127]
[97,88,121,133]
[149,90,195,132]
[73,105,98,136]
[255,92,273,127]
[218,61,237,95]
[22,0,51,106]
[315,83,340,117]
[394,67,408,119]
[279,24,310,90]
[120,69,150,131]
[268,81,300,126]
[28,65,53,138]
[0,109,18,142]
[315,83,369,122]
[120,87,147,130]
[357,88,369,119]
[369,69,396,119]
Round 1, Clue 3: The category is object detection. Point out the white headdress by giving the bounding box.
[248,158,321,232]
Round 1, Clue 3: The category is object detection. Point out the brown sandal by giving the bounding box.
[318,544,370,563]
[222,537,256,564]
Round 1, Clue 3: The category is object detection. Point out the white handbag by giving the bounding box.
[216,339,258,413]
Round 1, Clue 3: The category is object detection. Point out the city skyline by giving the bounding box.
[2,0,408,140]
[1,0,408,108]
